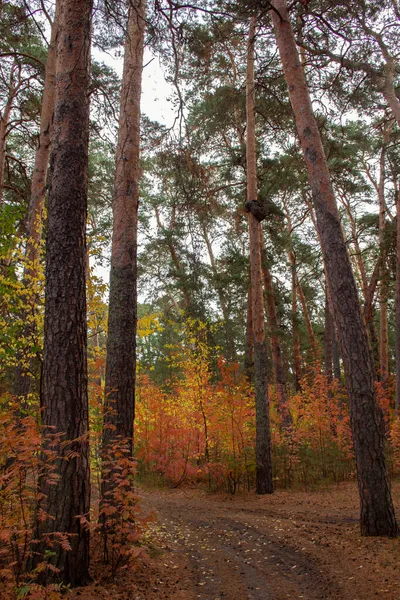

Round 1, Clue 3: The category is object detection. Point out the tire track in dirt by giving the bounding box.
[145,492,344,600]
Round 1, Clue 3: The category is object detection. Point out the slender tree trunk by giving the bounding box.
[260,230,291,426]
[34,0,93,585]
[27,8,59,265]
[246,16,273,494]
[284,208,314,380]
[339,193,368,296]
[291,262,302,391]
[381,60,400,126]
[324,270,342,382]
[324,288,333,385]
[285,215,317,362]
[362,256,381,373]
[332,327,341,381]
[0,68,15,207]
[103,0,145,455]
[244,282,254,379]
[154,205,192,311]
[202,222,236,360]
[13,6,59,400]
[307,197,343,386]
[364,258,381,325]
[396,180,400,414]
[378,142,389,384]
[296,272,318,362]
[271,0,397,536]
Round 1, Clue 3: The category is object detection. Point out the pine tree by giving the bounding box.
[33,0,93,584]
[270,0,398,536]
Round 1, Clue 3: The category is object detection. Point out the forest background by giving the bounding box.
[1,0,400,596]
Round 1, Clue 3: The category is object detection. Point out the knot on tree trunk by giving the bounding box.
[245,199,267,222]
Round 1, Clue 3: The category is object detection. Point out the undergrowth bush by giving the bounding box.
[135,356,358,493]
[99,438,151,578]
[0,399,147,598]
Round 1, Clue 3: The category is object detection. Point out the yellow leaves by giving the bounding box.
[137,312,163,338]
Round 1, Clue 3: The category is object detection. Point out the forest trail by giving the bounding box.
[140,483,400,600]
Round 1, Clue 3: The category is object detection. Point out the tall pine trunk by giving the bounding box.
[246,16,273,494]
[271,0,397,536]
[103,0,145,454]
[34,0,93,584]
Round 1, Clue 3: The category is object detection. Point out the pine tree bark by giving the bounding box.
[246,16,273,494]
[103,0,145,455]
[271,0,398,536]
[34,0,93,585]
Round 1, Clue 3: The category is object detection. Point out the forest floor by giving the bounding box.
[70,481,400,600]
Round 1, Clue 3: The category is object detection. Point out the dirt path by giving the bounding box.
[70,482,400,600]
[142,483,400,600]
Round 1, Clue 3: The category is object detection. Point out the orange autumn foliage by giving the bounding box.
[135,322,359,492]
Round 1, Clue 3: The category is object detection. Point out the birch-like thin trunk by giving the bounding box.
[246,16,273,494]
[271,0,397,537]
[103,0,145,455]
[26,8,59,265]
[0,68,15,207]
[13,6,59,400]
